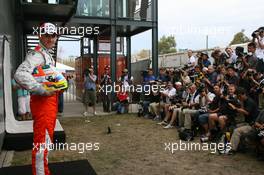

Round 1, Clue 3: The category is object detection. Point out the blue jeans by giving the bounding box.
[142,101,150,115]
[198,113,209,125]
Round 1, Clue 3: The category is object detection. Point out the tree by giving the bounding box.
[137,49,150,59]
[229,29,250,45]
[158,35,177,54]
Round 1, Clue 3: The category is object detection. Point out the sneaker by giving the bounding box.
[94,111,97,116]
[225,149,235,155]
[144,114,150,119]
[83,112,88,117]
[164,124,174,129]
[85,119,91,123]
[257,154,264,161]
[200,136,209,143]
[153,115,161,121]
[157,121,168,126]
[57,112,64,117]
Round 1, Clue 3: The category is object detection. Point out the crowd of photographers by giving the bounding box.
[139,27,264,159]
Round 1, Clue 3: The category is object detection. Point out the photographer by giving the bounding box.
[180,68,191,86]
[253,27,264,73]
[203,65,218,92]
[201,52,211,67]
[119,68,134,92]
[240,68,257,93]
[224,66,239,91]
[146,84,162,119]
[234,46,245,73]
[143,68,156,83]
[100,66,112,112]
[253,27,264,60]
[152,81,176,121]
[211,49,226,67]
[142,80,160,119]
[157,82,186,128]
[242,42,258,70]
[192,65,205,87]
[199,85,222,137]
[83,67,97,118]
[227,88,259,154]
[158,68,169,82]
[254,77,264,110]
[157,82,189,129]
[158,84,199,129]
[254,110,264,160]
[187,50,197,68]
[178,86,214,131]
[225,47,238,65]
[207,84,240,139]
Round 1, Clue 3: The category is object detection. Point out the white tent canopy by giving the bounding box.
[55,62,75,73]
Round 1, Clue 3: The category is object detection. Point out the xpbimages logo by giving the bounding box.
[98,82,166,95]
[32,24,100,36]
[33,142,100,154]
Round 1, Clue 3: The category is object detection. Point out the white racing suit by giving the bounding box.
[14,44,58,175]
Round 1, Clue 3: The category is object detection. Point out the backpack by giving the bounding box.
[178,129,194,141]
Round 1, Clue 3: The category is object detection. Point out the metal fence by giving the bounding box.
[63,82,79,103]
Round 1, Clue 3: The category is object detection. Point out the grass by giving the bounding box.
[12,114,264,175]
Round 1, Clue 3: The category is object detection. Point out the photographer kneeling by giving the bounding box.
[227,88,259,154]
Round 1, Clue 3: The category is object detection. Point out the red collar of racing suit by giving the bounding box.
[34,44,55,66]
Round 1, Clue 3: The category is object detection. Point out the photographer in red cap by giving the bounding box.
[14,22,59,175]
[100,66,112,112]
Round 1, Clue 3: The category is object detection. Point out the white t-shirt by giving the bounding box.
[189,56,196,65]
[256,37,264,60]
[162,87,176,103]
[120,75,134,91]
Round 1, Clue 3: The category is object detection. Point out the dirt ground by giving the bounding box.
[12,114,264,175]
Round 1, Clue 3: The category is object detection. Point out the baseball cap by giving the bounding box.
[39,22,58,36]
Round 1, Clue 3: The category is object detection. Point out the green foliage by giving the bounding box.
[230,29,250,45]
[136,49,151,59]
[158,35,177,54]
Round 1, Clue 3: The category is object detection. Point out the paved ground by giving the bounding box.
[62,102,138,117]
[0,151,13,168]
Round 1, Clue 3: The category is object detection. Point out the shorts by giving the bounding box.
[198,113,209,125]
[83,89,96,106]
[18,95,31,115]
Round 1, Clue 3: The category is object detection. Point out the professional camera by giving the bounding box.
[235,46,245,57]
[170,95,182,105]
[252,30,259,38]
[197,83,206,93]
[226,97,241,109]
[260,79,264,88]
[251,27,264,38]
[247,69,255,77]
